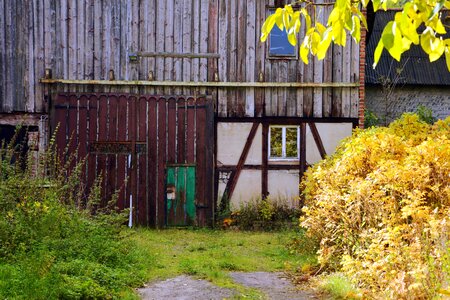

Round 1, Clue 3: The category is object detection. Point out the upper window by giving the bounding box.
[268,10,296,57]
[269,126,299,160]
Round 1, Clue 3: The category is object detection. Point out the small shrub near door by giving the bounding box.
[231,197,301,231]
[301,114,450,299]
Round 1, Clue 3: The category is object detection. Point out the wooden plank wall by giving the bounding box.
[0,0,361,119]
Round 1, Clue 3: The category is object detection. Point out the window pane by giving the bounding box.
[285,127,298,158]
[269,25,296,56]
[270,127,282,157]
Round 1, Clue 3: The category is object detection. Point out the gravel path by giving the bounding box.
[138,272,319,300]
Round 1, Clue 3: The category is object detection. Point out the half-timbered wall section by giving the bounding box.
[0,0,364,225]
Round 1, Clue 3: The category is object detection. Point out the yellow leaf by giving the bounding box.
[260,15,276,42]
[288,32,297,46]
[300,39,309,64]
[373,39,384,68]
[352,15,361,42]
[446,47,450,72]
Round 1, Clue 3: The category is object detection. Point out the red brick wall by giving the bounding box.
[359,10,367,128]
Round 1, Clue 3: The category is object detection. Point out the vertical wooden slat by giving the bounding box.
[228,0,238,116]
[106,96,118,204]
[270,63,278,116]
[199,0,209,87]
[4,0,15,112]
[155,0,165,86]
[85,0,94,79]
[236,0,246,116]
[34,0,45,110]
[174,0,183,94]
[93,0,102,79]
[165,0,175,93]
[147,96,158,226]
[217,0,228,116]
[0,1,5,112]
[332,43,343,117]
[87,95,98,206]
[76,0,85,80]
[97,95,108,205]
[138,0,148,80]
[245,0,255,117]
[278,61,288,116]
[116,95,128,209]
[182,0,192,95]
[204,97,215,226]
[77,95,88,184]
[342,32,352,117]
[157,97,167,226]
[254,0,266,117]
[167,98,177,163]
[186,97,196,162]
[102,0,111,79]
[191,0,201,84]
[68,0,77,79]
[177,97,187,163]
[138,97,148,225]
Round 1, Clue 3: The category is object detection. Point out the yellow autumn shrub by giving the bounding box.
[301,114,450,298]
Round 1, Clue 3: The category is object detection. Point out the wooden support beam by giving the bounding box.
[40,78,359,88]
[308,122,327,159]
[222,122,259,201]
[299,122,307,206]
[0,113,45,126]
[262,123,269,198]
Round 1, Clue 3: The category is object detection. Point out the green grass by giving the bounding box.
[319,273,362,300]
[128,228,317,298]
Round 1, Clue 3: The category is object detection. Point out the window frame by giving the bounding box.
[267,8,298,59]
[268,125,300,161]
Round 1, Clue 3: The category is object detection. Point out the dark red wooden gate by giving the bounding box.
[52,93,214,227]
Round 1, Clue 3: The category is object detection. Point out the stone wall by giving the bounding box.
[365,86,450,124]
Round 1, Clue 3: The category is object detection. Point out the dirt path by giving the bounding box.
[138,272,319,300]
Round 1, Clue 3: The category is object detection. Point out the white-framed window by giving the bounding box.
[268,9,296,58]
[269,126,300,160]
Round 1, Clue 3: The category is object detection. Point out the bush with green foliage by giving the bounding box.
[0,131,148,299]
[301,114,450,298]
[231,197,301,231]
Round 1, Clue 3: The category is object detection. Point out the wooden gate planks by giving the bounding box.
[53,93,214,227]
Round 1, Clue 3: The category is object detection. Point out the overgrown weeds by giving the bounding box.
[0,129,149,299]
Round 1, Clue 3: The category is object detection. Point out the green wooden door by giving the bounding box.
[166,165,196,226]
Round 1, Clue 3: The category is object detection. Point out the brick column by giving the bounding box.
[358,11,367,128]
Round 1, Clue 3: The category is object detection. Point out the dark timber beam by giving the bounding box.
[262,123,269,198]
[222,122,259,201]
[299,123,307,206]
[308,122,327,159]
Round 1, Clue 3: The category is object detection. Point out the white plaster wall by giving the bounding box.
[217,123,261,165]
[268,170,300,203]
[218,170,261,208]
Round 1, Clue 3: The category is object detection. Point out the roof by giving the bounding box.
[365,10,450,86]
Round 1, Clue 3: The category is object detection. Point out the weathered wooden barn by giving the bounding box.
[0,0,365,227]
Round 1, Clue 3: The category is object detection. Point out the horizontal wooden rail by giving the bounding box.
[132,52,221,59]
[40,79,359,88]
